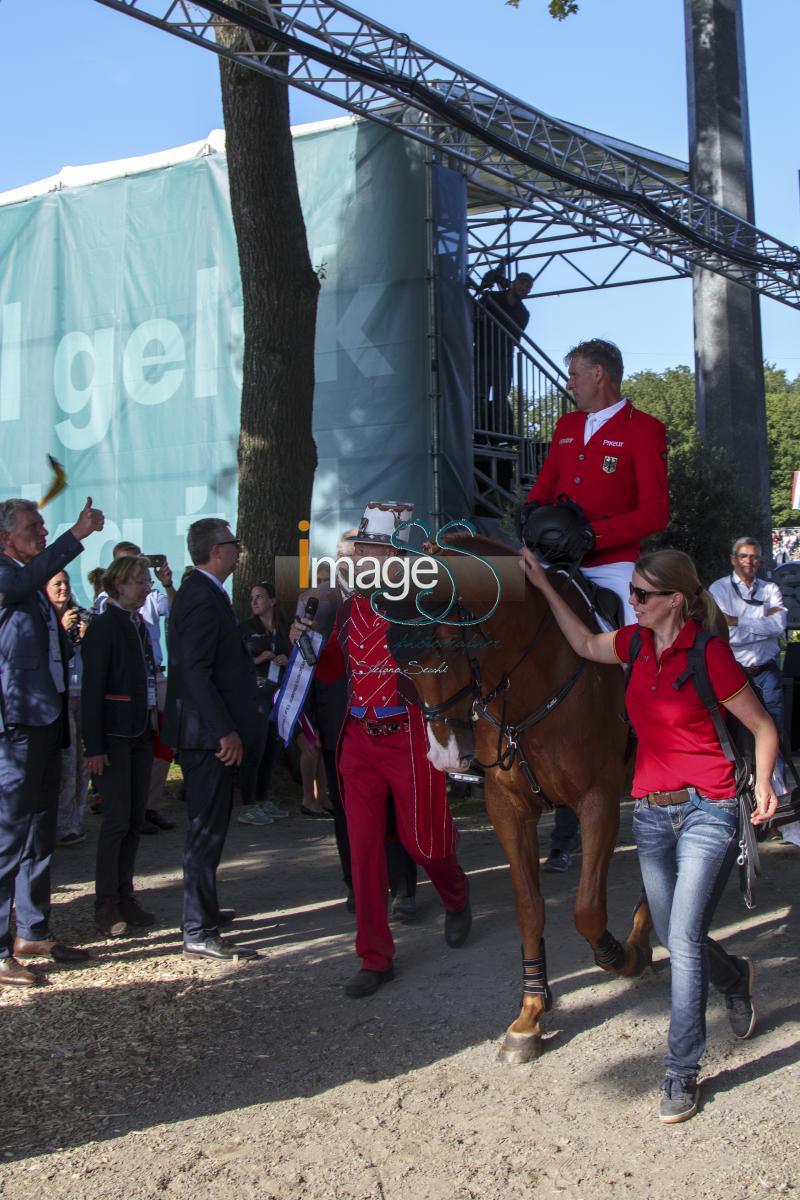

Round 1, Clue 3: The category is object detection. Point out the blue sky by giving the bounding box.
[0,0,797,376]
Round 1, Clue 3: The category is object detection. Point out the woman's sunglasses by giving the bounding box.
[629,583,674,604]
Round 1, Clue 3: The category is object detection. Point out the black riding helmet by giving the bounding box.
[521,495,596,565]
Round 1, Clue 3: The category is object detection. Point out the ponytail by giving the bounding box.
[635,549,729,640]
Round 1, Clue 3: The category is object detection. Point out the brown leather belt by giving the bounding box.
[644,789,690,807]
[744,660,776,677]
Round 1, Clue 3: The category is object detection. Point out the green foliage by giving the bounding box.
[765,365,800,527]
[642,439,762,587]
[624,366,696,450]
[505,0,579,15]
[625,364,800,584]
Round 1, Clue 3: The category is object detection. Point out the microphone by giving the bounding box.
[297,596,319,666]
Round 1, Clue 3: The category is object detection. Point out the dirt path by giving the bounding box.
[1,783,798,1200]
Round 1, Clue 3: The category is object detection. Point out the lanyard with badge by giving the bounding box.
[730,575,764,608]
[136,617,158,710]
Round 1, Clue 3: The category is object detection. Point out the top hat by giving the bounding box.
[347,501,415,548]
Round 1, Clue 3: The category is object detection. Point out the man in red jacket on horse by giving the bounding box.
[523,338,669,623]
[296,502,472,999]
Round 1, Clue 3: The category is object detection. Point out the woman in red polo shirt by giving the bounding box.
[521,546,778,1125]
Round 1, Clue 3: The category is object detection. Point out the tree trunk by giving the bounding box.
[217,9,319,608]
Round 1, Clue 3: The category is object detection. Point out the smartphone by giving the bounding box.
[147,554,167,570]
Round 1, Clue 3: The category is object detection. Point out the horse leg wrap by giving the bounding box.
[522,940,553,1012]
[593,929,627,972]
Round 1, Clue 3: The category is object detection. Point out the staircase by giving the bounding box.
[471,288,572,518]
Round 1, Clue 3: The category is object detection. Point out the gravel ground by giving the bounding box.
[1,773,798,1200]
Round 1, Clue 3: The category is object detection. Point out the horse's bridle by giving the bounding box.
[417,576,586,801]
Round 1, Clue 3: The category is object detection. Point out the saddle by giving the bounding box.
[565,571,626,631]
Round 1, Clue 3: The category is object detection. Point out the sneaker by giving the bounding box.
[56,831,87,847]
[391,895,417,923]
[726,957,757,1039]
[261,800,289,820]
[237,805,275,826]
[95,901,127,938]
[543,850,572,873]
[659,1076,700,1124]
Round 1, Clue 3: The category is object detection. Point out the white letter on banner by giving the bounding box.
[0,302,21,422]
[194,267,219,398]
[123,318,186,406]
[54,328,115,450]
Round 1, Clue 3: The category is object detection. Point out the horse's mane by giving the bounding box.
[435,531,521,558]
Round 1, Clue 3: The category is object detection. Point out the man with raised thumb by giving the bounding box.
[0,494,105,986]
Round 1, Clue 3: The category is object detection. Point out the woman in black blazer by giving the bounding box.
[81,556,158,938]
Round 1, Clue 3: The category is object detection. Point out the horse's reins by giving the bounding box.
[418,564,587,803]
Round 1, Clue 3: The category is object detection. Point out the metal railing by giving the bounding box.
[471,286,571,516]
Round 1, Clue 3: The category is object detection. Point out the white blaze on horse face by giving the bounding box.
[426,723,464,772]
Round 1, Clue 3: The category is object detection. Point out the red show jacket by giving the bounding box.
[526,403,669,567]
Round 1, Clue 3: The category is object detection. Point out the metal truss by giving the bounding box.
[88,0,800,308]
[468,210,690,299]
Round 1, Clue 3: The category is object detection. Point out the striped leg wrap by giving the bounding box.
[521,940,553,1011]
[593,928,627,972]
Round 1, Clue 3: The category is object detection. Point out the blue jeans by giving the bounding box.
[750,661,785,792]
[633,791,746,1081]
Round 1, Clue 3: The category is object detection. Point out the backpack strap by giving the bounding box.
[624,628,642,689]
[673,629,760,906]
[674,630,741,766]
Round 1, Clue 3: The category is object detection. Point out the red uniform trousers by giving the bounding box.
[340,717,468,971]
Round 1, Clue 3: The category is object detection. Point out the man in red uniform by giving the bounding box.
[296,502,472,999]
[524,338,669,624]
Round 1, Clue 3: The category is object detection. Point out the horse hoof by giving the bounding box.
[497,1031,543,1065]
[620,941,653,977]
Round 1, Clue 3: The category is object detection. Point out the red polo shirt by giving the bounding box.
[613,619,748,799]
[526,403,669,567]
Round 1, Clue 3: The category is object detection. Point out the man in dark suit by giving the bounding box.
[164,518,262,960]
[0,495,105,987]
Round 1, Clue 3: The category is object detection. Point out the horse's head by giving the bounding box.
[388,615,478,772]
[385,531,523,773]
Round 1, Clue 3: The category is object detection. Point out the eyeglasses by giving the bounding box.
[629,583,674,604]
[216,539,241,548]
[734,553,761,562]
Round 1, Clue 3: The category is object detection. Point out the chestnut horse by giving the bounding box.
[387,533,653,1063]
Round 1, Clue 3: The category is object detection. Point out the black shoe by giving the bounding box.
[119,897,157,927]
[145,809,176,831]
[444,900,472,948]
[216,908,237,927]
[182,936,258,961]
[345,890,356,914]
[726,957,757,1039]
[659,1076,700,1124]
[139,819,160,835]
[344,966,395,998]
[391,895,418,923]
[56,831,87,847]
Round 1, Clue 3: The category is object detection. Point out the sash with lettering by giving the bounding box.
[273,631,324,747]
